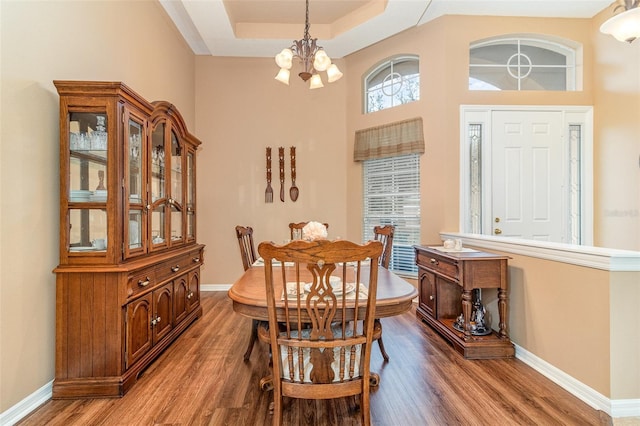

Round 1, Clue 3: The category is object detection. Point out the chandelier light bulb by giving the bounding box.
[309,74,324,89]
[275,68,291,85]
[326,64,344,83]
[275,49,294,69]
[313,50,331,72]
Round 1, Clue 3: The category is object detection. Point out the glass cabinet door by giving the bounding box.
[147,120,192,251]
[150,122,167,248]
[186,151,195,241]
[170,131,183,245]
[68,111,108,252]
[124,111,145,257]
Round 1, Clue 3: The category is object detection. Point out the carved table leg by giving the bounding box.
[462,289,473,340]
[498,288,508,339]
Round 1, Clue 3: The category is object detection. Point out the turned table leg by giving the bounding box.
[498,288,508,339]
[462,289,473,340]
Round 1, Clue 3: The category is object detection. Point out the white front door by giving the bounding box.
[491,110,563,241]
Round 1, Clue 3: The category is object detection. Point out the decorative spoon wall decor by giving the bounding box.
[290,146,299,201]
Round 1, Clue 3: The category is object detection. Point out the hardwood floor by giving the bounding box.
[18,291,611,425]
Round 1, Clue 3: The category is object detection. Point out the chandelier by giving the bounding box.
[274,0,343,89]
[600,0,640,43]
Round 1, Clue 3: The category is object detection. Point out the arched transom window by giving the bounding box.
[364,55,420,113]
[469,37,579,91]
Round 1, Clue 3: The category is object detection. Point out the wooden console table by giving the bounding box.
[414,245,514,359]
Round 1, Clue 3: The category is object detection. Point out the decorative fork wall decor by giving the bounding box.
[265,147,273,203]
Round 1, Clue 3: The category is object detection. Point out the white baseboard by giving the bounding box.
[515,343,640,418]
[611,399,640,419]
[201,284,231,292]
[0,380,52,426]
[4,296,638,425]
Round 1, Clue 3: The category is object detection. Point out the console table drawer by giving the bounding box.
[416,250,459,280]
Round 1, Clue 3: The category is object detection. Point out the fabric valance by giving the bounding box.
[353,117,424,161]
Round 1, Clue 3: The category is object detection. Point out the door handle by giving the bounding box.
[494,228,502,235]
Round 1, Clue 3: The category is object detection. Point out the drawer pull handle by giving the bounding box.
[192,257,200,263]
[429,295,434,300]
[171,265,180,272]
[429,258,439,265]
[138,277,151,287]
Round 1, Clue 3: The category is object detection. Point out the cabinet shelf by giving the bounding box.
[67,202,108,206]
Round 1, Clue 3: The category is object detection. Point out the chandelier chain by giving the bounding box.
[304,0,311,40]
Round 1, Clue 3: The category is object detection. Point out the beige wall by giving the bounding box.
[194,56,348,285]
[592,7,640,251]
[343,13,639,400]
[1,0,638,417]
[609,271,640,399]
[492,252,613,396]
[1,0,195,411]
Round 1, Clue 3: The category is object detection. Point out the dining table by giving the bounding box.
[228,261,418,322]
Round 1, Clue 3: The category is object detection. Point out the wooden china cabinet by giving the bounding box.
[53,81,205,398]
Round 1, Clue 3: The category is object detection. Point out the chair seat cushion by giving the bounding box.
[279,326,362,383]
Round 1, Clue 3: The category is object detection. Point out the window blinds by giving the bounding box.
[362,154,420,276]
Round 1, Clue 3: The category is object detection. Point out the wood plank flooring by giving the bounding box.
[18,291,612,425]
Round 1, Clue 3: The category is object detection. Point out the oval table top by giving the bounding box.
[228,265,418,321]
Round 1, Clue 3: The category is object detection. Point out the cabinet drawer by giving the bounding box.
[416,251,458,280]
[127,269,157,298]
[188,249,203,268]
[155,256,190,282]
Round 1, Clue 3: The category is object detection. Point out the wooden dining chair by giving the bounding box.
[288,221,329,240]
[235,225,261,361]
[372,225,395,362]
[373,225,395,269]
[258,239,383,426]
[236,225,257,271]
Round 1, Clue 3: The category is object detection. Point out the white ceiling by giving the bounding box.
[159,0,613,58]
